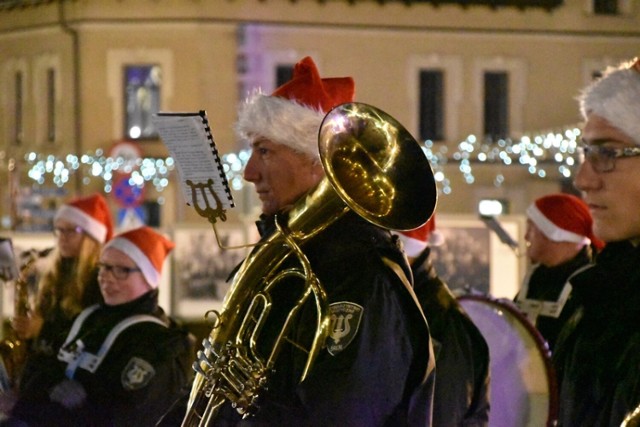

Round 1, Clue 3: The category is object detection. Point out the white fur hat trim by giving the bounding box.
[579,61,640,145]
[55,205,108,243]
[235,91,326,159]
[104,237,160,288]
[527,204,589,245]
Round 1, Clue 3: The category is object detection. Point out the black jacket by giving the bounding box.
[514,247,592,351]
[412,247,490,427]
[171,211,435,427]
[553,241,640,426]
[9,290,194,427]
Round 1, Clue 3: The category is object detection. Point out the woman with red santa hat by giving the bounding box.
[5,226,194,426]
[10,194,114,392]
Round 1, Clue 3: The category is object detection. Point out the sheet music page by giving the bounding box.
[153,113,234,211]
[0,238,18,282]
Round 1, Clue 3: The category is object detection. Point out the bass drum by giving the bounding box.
[457,294,558,427]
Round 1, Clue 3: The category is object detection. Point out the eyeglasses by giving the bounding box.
[53,226,84,237]
[97,262,141,280]
[578,143,640,173]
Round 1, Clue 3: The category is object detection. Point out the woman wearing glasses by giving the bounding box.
[5,226,194,426]
[11,194,113,392]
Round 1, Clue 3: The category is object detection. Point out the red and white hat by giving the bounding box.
[104,226,175,289]
[54,193,114,244]
[394,215,444,258]
[235,56,355,159]
[527,193,604,250]
[579,57,640,145]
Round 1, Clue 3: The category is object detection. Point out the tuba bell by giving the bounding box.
[181,102,437,426]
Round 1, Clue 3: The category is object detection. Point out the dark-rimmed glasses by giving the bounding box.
[578,143,640,173]
[97,262,141,280]
[53,226,84,238]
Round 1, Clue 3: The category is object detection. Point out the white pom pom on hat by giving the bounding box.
[579,57,640,145]
[235,56,355,159]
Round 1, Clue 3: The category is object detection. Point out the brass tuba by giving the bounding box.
[181,102,437,426]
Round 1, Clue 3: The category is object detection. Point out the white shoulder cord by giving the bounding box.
[58,308,167,379]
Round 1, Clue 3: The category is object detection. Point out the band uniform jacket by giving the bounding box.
[9,290,194,427]
[514,248,591,351]
[200,211,436,427]
[19,262,103,390]
[411,247,490,427]
[553,241,640,426]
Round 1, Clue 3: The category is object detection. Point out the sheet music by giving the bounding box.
[153,111,234,212]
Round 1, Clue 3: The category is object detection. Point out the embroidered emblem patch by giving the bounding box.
[121,357,156,390]
[326,302,364,356]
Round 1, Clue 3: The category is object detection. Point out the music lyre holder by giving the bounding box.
[187,179,248,251]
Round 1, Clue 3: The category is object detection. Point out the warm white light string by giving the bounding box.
[4,125,581,196]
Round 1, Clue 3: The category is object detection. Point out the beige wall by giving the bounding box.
[0,0,639,229]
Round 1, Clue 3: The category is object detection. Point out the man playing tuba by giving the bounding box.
[171,56,437,427]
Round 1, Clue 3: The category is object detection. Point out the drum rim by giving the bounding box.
[458,293,559,427]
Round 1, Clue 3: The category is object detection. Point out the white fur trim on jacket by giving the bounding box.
[235,91,326,159]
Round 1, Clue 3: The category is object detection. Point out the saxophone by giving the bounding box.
[181,102,438,426]
[0,247,52,389]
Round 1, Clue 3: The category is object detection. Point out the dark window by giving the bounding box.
[419,69,444,141]
[276,64,294,88]
[47,68,56,143]
[593,0,618,15]
[124,65,161,140]
[484,71,509,140]
[15,71,23,145]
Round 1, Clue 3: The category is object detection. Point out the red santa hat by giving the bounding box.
[54,193,114,244]
[579,57,640,145]
[104,226,175,289]
[526,193,604,250]
[394,215,444,258]
[235,56,355,158]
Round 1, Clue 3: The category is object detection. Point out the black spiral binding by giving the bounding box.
[198,110,235,208]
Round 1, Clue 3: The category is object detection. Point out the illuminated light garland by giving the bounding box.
[422,126,582,194]
[23,149,177,194]
[15,126,581,196]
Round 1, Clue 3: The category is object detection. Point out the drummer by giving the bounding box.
[514,193,602,351]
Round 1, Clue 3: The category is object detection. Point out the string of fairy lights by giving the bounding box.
[11,125,582,197]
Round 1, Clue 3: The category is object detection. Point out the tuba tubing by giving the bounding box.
[181,102,437,426]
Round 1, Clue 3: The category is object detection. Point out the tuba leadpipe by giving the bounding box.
[181,102,437,426]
